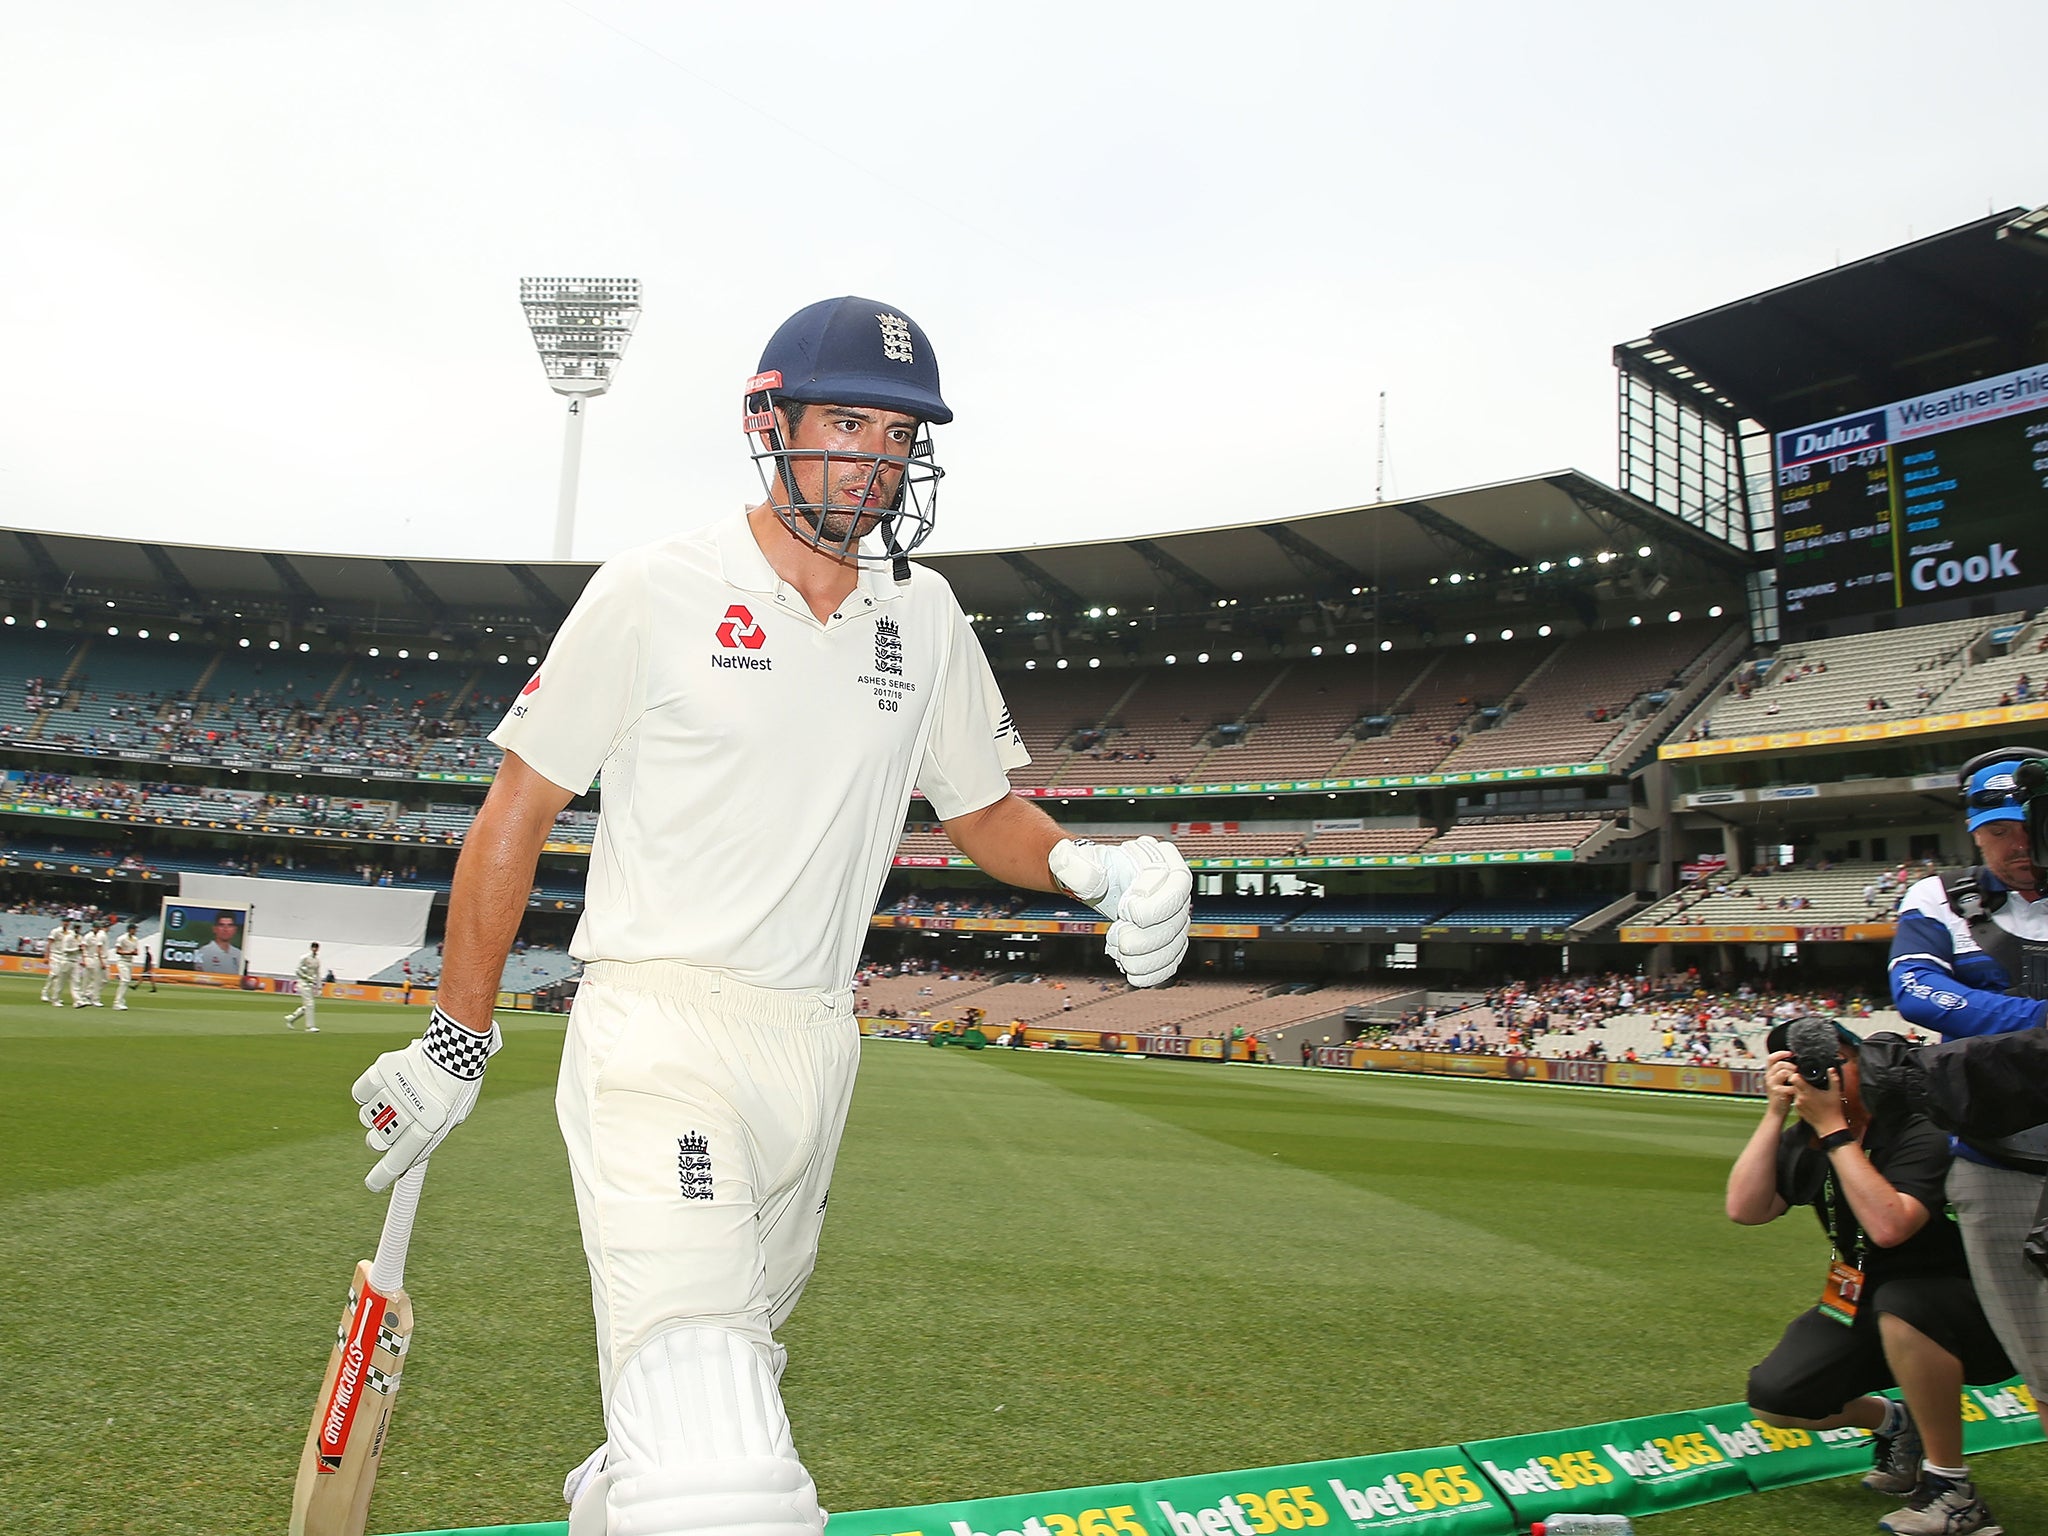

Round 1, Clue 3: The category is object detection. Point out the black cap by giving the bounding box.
[1765,1014,1861,1059]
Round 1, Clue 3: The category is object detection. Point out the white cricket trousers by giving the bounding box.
[113,961,134,1006]
[290,980,318,1028]
[557,960,860,1409]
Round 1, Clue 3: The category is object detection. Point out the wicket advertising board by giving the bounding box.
[157,900,251,976]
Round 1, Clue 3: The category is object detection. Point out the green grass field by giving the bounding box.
[1,975,2039,1536]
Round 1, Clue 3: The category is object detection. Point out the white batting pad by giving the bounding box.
[608,1325,824,1536]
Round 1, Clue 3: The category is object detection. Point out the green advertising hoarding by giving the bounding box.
[1144,1447,1513,1536]
[1688,1401,1876,1492]
[1462,1410,1749,1525]
[1962,1379,2044,1453]
[825,1483,1148,1536]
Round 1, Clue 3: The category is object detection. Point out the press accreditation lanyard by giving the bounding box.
[1818,1169,1867,1326]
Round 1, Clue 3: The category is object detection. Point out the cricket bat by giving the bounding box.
[289,1162,428,1536]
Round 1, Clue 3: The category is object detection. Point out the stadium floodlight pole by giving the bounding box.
[520,278,642,560]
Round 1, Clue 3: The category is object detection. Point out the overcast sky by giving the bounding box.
[0,2,2037,567]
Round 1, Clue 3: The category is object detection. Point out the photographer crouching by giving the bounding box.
[1728,1017,2012,1536]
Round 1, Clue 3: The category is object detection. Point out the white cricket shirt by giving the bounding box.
[491,514,1028,992]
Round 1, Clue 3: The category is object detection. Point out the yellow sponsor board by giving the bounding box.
[1620,921,1895,944]
[1660,700,2048,760]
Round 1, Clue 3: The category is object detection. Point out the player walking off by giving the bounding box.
[40,917,70,1004]
[74,919,107,1007]
[53,920,84,1007]
[112,922,142,1009]
[285,942,323,1032]
[346,298,1193,1536]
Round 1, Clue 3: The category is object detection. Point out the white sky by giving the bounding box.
[0,2,2037,566]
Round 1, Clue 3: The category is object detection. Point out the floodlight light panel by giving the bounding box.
[522,276,642,398]
[521,276,641,304]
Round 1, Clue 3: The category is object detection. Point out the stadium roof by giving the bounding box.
[1634,206,2048,432]
[1,468,1749,632]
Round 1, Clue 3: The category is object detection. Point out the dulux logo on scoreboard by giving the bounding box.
[1775,409,1888,469]
[1776,361,2048,469]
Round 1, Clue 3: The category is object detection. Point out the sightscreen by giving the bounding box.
[1775,361,2048,623]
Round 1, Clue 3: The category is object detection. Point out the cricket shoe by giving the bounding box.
[304,1025,319,1033]
[1864,1403,1922,1494]
[113,1003,127,1010]
[1879,1473,2001,1535]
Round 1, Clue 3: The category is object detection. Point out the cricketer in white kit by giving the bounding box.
[74,921,107,1007]
[54,922,85,1007]
[112,922,142,1009]
[41,919,70,1004]
[345,297,1193,1536]
[284,942,322,1031]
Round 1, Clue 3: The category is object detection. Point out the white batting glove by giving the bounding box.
[1049,835,1192,988]
[352,1006,501,1192]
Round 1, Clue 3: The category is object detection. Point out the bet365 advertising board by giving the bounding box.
[1775,361,2048,622]
[390,1381,2041,1536]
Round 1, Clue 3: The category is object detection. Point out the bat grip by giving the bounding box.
[369,1161,427,1296]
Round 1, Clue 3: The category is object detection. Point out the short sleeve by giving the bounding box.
[1869,1118,1955,1215]
[489,555,647,795]
[918,603,1030,821]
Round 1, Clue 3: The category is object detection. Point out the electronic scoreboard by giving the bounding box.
[1775,361,2048,622]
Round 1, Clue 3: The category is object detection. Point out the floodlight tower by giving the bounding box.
[520,277,642,559]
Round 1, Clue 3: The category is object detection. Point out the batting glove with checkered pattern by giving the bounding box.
[1049,835,1192,989]
[352,1006,502,1192]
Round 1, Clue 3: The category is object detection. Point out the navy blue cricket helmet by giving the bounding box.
[743,296,950,576]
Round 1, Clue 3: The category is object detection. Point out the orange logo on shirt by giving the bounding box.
[716,605,768,650]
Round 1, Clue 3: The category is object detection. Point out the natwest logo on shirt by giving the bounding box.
[715,605,767,650]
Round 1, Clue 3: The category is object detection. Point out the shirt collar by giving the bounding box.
[716,512,908,605]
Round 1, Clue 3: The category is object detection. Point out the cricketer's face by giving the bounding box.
[1972,819,2040,894]
[213,914,239,946]
[768,403,918,549]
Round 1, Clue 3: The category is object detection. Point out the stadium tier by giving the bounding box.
[1626,861,1923,931]
[1685,611,2029,740]
[853,969,1413,1037]
[1,622,1743,788]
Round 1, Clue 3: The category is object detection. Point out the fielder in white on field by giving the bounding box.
[112,922,142,1009]
[54,920,85,1007]
[345,297,1193,1536]
[74,919,107,1007]
[40,917,71,1005]
[284,942,323,1032]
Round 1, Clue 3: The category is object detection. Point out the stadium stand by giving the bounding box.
[854,969,1411,1038]
[1054,659,1291,787]
[1435,622,1736,772]
[1427,896,1607,929]
[1294,825,1435,858]
[1328,640,1552,777]
[1690,612,2025,739]
[0,619,1739,793]
[1273,897,1453,929]
[1923,613,2048,712]
[1176,648,1435,782]
[999,666,1147,787]
[1420,817,1612,854]
[1627,861,1925,929]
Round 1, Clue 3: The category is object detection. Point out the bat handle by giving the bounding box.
[368,1161,427,1296]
